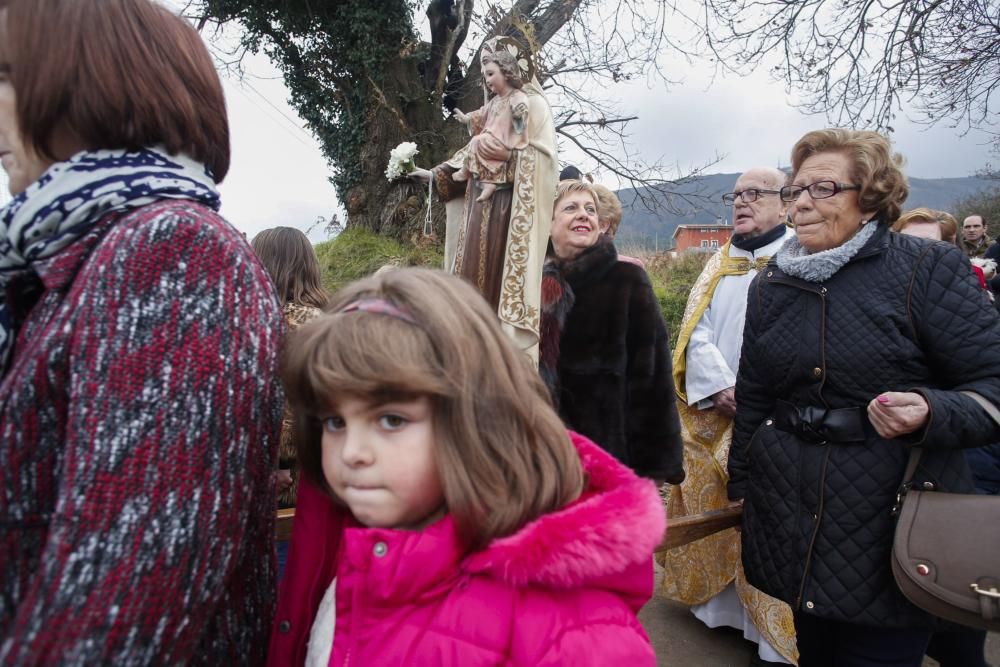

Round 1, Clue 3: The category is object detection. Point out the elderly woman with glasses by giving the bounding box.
[727,129,1000,666]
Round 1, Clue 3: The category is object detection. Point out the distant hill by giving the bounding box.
[614,172,997,250]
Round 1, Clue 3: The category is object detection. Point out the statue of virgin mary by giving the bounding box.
[423,37,557,363]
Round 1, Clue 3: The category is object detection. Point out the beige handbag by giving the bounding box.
[890,391,1000,631]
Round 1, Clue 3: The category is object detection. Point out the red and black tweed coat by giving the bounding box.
[0,201,285,664]
[540,235,684,483]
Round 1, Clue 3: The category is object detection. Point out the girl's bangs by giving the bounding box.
[288,310,449,415]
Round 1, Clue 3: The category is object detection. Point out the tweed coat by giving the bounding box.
[0,201,285,664]
[728,224,1000,628]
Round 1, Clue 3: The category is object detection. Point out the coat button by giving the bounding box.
[278,620,291,634]
[922,482,935,490]
[765,419,773,426]
[805,601,815,610]
[767,271,773,277]
[916,564,931,576]
[812,367,822,378]
[373,541,388,557]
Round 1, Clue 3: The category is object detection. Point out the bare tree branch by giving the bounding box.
[685,0,1000,135]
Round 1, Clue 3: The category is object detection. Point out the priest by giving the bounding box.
[658,167,798,666]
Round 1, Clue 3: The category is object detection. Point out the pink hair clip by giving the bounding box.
[335,298,418,325]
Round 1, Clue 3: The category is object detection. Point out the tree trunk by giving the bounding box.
[344,51,481,242]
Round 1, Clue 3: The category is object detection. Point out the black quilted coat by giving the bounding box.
[728,224,1000,628]
[540,236,684,483]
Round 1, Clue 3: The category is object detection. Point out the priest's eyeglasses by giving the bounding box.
[721,189,781,205]
[780,181,861,202]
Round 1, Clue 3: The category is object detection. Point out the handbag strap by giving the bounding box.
[962,390,1000,426]
[893,390,1000,515]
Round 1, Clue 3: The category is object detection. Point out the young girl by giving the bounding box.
[452,49,529,203]
[251,226,329,510]
[268,268,665,666]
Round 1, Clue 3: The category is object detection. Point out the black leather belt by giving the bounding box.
[773,399,870,444]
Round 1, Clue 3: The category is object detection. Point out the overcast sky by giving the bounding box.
[196,11,996,244]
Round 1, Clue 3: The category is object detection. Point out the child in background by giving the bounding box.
[251,227,329,510]
[267,268,664,666]
[252,227,329,581]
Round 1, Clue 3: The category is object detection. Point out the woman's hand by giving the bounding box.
[407,168,432,183]
[866,391,930,439]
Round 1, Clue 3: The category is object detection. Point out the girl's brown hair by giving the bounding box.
[282,268,584,550]
[0,0,230,180]
[251,227,328,309]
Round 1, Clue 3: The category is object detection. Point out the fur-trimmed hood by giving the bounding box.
[334,430,665,602]
[268,430,665,666]
[463,431,666,590]
[268,433,666,667]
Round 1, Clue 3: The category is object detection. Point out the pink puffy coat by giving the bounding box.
[267,432,666,666]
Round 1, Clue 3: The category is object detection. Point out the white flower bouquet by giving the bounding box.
[385,141,420,181]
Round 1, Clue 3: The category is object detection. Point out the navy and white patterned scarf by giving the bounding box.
[0,147,221,375]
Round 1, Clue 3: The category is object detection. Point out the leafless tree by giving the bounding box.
[186,0,722,235]
[682,0,1000,137]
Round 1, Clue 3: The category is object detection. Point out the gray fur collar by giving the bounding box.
[776,221,878,282]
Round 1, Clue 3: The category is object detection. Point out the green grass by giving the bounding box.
[315,229,707,345]
[315,227,444,294]
[645,252,711,347]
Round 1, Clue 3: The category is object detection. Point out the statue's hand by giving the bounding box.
[408,168,432,183]
[453,109,469,123]
[512,102,528,118]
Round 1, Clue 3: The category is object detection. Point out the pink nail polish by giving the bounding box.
[877,395,889,404]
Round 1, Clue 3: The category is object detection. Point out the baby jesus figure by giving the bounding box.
[452,50,529,203]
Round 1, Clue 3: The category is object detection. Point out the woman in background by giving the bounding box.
[540,180,683,485]
[591,183,645,268]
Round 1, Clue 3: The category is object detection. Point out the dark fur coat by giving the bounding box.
[540,236,684,483]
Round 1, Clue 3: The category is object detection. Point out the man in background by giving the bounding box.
[961,214,992,258]
[658,167,797,666]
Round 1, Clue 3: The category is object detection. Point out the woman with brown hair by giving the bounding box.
[891,207,959,244]
[0,0,284,663]
[729,129,1000,664]
[251,226,328,509]
[268,268,664,665]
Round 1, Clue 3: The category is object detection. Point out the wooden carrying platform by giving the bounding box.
[276,508,296,542]
[275,504,743,552]
[654,505,743,553]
